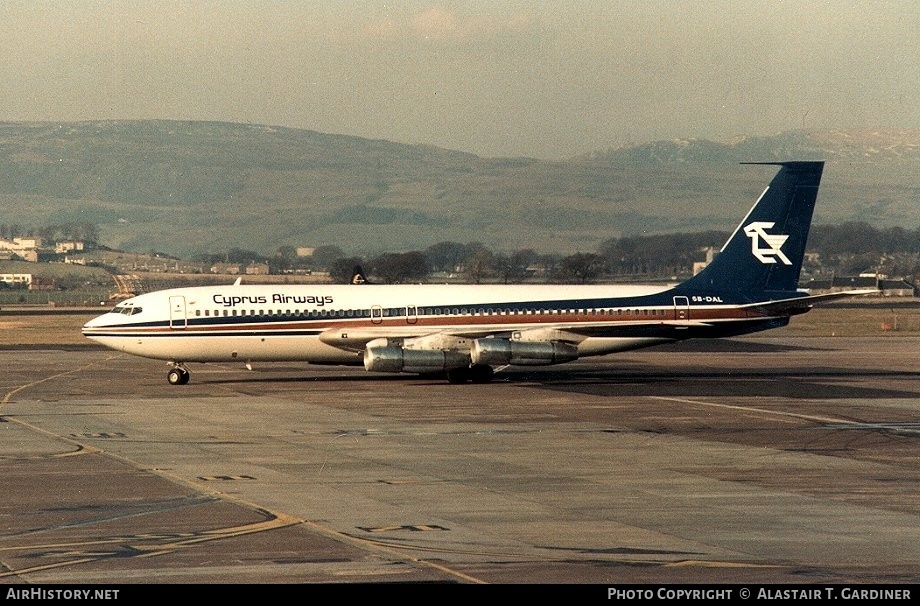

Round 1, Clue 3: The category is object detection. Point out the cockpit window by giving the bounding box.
[110,305,142,316]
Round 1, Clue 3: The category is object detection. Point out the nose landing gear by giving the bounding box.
[167,364,190,385]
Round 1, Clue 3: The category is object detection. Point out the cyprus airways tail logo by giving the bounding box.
[744,222,791,265]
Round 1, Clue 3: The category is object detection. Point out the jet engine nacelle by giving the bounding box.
[470,339,578,366]
[364,346,470,374]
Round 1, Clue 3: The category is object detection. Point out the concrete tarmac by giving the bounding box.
[1,336,919,585]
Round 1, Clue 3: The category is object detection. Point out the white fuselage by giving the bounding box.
[82,282,709,365]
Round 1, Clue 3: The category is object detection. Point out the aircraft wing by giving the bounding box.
[318,289,879,354]
[318,318,716,352]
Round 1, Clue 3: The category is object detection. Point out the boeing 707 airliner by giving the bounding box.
[83,161,876,385]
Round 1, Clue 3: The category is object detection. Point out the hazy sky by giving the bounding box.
[2,1,918,159]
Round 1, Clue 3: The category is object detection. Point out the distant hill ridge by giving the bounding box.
[584,129,920,164]
[0,121,917,257]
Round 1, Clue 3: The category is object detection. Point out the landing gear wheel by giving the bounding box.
[469,364,495,384]
[446,367,469,384]
[446,365,494,384]
[167,367,190,385]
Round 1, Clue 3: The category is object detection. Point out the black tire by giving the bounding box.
[469,364,494,384]
[446,367,469,384]
[167,368,189,385]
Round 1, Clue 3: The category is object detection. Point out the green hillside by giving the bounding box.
[1,121,917,257]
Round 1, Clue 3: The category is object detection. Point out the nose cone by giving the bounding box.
[82,311,110,339]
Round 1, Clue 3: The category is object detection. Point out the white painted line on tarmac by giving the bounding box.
[648,396,857,426]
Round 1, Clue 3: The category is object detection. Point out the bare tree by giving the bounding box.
[559,252,603,283]
[370,251,431,284]
[463,249,493,284]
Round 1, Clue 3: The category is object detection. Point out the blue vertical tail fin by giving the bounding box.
[679,161,824,295]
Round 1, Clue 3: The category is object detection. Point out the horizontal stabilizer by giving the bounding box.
[744,289,879,315]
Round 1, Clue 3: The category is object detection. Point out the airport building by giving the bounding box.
[801,273,916,297]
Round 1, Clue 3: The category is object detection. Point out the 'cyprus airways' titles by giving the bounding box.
[213,294,334,307]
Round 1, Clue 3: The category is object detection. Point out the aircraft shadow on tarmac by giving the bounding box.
[198,367,919,401]
[193,336,920,401]
[520,340,920,399]
[521,368,920,400]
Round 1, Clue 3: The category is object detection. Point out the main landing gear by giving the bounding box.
[446,364,495,384]
[167,364,190,385]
